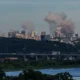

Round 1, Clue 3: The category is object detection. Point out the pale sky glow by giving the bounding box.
[0,0,80,35]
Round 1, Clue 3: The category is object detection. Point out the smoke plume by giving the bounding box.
[61,20,74,38]
[45,12,74,38]
[45,12,62,35]
[59,12,67,20]
[22,21,35,33]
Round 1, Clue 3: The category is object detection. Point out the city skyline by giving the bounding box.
[0,0,80,35]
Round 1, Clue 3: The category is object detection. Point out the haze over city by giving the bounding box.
[0,0,80,35]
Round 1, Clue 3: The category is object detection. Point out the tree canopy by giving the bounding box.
[0,37,77,53]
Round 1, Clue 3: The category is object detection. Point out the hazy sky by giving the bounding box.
[0,0,80,35]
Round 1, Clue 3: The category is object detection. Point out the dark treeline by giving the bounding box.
[0,37,77,53]
[1,59,80,70]
[0,69,73,80]
[74,39,80,52]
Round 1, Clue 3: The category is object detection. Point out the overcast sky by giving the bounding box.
[0,0,80,35]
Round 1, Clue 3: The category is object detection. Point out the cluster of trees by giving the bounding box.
[0,69,73,80]
[74,39,80,52]
[0,59,80,70]
[0,59,78,70]
[0,37,77,53]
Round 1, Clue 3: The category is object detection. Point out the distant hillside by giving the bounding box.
[0,37,77,53]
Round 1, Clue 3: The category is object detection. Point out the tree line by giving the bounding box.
[0,69,73,80]
[0,37,77,53]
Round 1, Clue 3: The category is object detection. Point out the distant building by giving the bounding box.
[41,35,45,41]
[12,31,16,37]
[75,34,78,38]
[41,31,46,41]
[16,33,21,38]
[2,33,6,37]
[50,35,54,41]
[8,32,12,37]
[41,31,46,35]
[45,35,50,40]
[31,31,38,38]
[36,36,41,40]
[21,30,26,35]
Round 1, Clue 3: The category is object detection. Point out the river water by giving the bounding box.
[5,68,80,80]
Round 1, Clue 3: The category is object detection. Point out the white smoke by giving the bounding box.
[45,12,62,35]
[59,12,67,20]
[45,12,74,38]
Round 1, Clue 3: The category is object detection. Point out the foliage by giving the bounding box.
[0,37,77,53]
[0,69,73,80]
